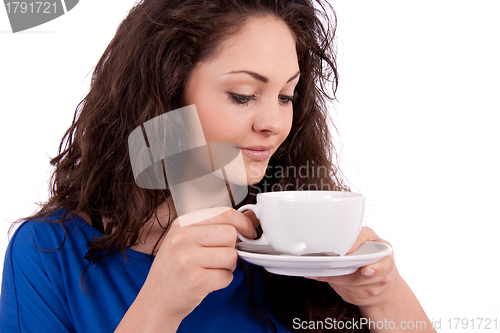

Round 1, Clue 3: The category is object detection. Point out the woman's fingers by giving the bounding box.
[183,224,238,247]
[143,207,257,323]
[196,247,238,271]
[189,208,257,239]
[241,210,260,229]
[201,268,234,292]
[347,226,380,254]
[317,253,394,286]
[308,227,397,308]
[360,241,394,276]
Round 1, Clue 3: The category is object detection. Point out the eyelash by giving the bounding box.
[278,95,295,105]
[228,93,295,106]
[228,93,256,106]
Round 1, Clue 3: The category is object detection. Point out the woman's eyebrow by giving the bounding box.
[225,70,300,84]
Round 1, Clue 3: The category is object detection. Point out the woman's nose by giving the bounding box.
[252,101,286,135]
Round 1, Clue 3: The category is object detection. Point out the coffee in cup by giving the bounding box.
[237,191,365,256]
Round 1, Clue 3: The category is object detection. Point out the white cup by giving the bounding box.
[237,191,365,256]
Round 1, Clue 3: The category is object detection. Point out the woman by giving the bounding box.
[0,0,434,332]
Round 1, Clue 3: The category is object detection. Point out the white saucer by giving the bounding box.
[236,241,392,277]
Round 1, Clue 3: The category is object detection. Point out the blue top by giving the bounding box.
[0,210,292,332]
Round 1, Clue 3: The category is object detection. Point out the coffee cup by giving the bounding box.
[237,191,365,256]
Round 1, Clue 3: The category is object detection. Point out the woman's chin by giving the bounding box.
[246,175,267,186]
[247,178,260,186]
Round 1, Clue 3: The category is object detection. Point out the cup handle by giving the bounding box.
[237,204,269,246]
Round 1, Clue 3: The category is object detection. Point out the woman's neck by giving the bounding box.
[75,198,175,255]
[75,180,233,255]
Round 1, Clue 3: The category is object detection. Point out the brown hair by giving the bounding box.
[22,0,367,331]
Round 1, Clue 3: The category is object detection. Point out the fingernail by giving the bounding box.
[252,229,258,239]
[363,268,375,276]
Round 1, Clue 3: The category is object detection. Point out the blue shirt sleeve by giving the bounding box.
[0,221,75,333]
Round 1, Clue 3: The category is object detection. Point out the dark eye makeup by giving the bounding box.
[228,93,256,106]
[227,92,295,106]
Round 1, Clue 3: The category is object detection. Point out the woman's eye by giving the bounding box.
[279,95,295,105]
[227,92,295,106]
[228,93,256,105]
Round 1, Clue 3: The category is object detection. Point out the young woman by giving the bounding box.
[0,0,435,332]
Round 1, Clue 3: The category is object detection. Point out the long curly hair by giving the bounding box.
[22,0,367,332]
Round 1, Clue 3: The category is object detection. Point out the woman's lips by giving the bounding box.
[240,146,272,162]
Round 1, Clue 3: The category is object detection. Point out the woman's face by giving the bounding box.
[183,15,300,185]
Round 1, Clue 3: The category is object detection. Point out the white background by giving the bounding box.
[1,1,499,331]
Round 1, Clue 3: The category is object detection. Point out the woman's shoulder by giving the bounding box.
[8,209,96,259]
[2,211,110,332]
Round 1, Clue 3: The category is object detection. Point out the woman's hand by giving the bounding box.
[310,227,435,332]
[311,226,398,308]
[149,208,256,320]
[115,208,256,333]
